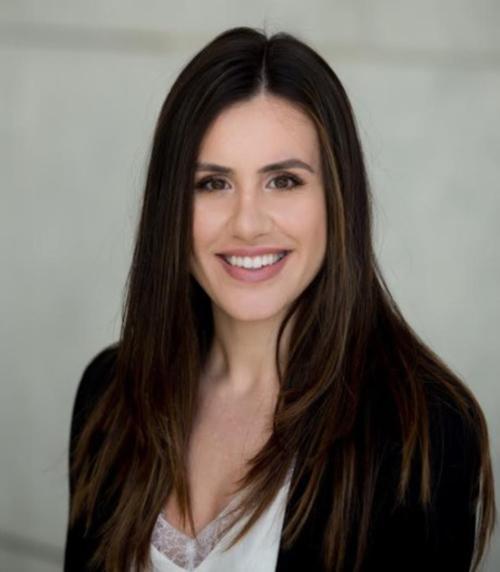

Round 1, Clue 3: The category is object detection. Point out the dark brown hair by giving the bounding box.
[68,26,496,571]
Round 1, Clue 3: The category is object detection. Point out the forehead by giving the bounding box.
[197,94,320,166]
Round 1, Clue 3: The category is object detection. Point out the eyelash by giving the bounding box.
[194,173,305,192]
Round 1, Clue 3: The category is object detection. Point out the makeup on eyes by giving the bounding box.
[194,173,305,192]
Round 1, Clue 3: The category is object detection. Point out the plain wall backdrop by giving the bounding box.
[0,1,498,570]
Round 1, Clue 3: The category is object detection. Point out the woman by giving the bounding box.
[64,26,496,572]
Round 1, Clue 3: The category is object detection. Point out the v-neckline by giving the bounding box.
[152,493,246,572]
[160,491,243,542]
[151,459,298,571]
[160,456,297,541]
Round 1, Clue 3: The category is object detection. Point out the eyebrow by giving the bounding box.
[195,158,315,175]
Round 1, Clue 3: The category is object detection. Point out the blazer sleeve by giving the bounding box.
[63,345,119,572]
[362,393,481,572]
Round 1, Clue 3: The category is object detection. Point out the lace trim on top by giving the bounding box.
[151,459,296,571]
[151,492,243,570]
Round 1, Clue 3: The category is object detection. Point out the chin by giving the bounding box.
[218,297,290,322]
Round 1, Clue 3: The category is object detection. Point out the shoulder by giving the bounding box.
[69,344,119,447]
[424,383,481,510]
[385,380,481,509]
[365,381,482,570]
[65,344,119,570]
[74,344,118,408]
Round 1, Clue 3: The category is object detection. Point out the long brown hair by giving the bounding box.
[68,26,496,571]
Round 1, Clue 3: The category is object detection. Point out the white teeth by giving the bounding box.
[224,252,287,269]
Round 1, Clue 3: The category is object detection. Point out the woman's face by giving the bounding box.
[190,93,327,322]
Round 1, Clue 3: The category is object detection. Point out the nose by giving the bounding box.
[229,187,274,239]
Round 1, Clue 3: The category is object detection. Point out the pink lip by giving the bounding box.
[217,251,291,283]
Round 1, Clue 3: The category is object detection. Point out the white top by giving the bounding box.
[145,460,295,572]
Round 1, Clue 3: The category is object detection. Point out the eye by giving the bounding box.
[194,173,304,193]
[194,177,228,192]
[268,173,304,191]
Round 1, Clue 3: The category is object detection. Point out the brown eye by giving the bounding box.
[269,174,304,190]
[195,173,304,192]
[195,177,228,192]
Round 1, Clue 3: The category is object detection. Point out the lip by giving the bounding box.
[216,247,291,257]
[216,251,291,283]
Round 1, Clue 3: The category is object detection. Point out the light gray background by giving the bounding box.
[1,1,498,570]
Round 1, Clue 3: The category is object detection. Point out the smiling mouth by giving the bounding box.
[216,251,290,268]
[215,250,292,283]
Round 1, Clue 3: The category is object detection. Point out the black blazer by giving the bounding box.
[64,346,480,571]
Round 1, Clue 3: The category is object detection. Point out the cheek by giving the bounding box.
[192,201,218,249]
[285,193,327,247]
